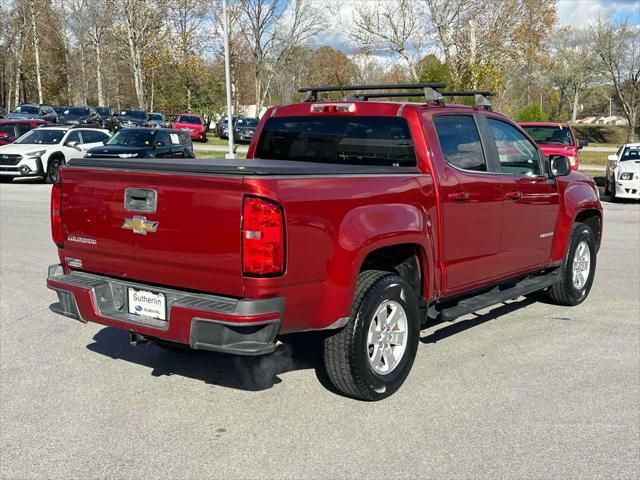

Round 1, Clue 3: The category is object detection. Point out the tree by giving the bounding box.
[168,0,209,112]
[238,0,323,112]
[517,103,549,122]
[593,15,639,141]
[350,0,424,81]
[549,28,598,122]
[29,0,43,104]
[85,0,111,106]
[113,0,165,109]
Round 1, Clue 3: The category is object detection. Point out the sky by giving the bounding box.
[307,0,639,64]
[556,0,640,26]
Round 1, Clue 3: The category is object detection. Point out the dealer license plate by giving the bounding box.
[128,287,167,320]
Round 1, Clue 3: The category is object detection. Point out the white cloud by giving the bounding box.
[557,0,640,27]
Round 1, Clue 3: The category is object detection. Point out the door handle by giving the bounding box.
[448,190,470,202]
[505,190,523,200]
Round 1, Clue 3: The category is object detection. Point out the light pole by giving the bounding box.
[222,0,236,159]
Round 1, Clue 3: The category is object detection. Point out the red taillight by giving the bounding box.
[242,196,285,276]
[51,182,63,247]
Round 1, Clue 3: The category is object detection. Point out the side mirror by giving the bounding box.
[607,154,618,162]
[0,132,9,138]
[578,137,589,149]
[154,141,164,147]
[66,140,78,148]
[102,140,108,145]
[549,155,571,177]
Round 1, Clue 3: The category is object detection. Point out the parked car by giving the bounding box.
[112,109,149,131]
[58,106,100,125]
[174,113,207,142]
[6,103,57,123]
[0,107,5,118]
[84,127,194,159]
[53,106,68,116]
[94,107,114,129]
[215,115,237,139]
[519,122,587,171]
[46,84,602,400]
[605,143,640,201]
[0,119,49,146]
[148,112,169,128]
[0,125,110,183]
[233,116,259,143]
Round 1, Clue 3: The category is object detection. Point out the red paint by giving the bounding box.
[173,114,206,141]
[49,101,602,344]
[519,122,582,170]
[0,119,48,145]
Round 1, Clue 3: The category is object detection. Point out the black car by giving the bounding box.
[84,128,195,159]
[233,117,259,143]
[6,103,57,123]
[94,107,114,129]
[58,106,100,125]
[112,109,149,131]
[215,115,238,138]
[148,112,169,128]
[53,106,67,116]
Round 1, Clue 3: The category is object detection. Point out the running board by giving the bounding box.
[437,270,561,322]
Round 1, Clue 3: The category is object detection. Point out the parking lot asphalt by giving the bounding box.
[1,182,638,480]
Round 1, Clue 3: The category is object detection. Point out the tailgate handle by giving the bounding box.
[124,188,157,213]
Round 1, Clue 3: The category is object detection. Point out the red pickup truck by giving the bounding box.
[47,84,602,400]
[519,122,588,171]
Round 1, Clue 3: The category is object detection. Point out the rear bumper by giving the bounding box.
[47,264,282,355]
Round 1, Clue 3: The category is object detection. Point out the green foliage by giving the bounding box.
[517,104,549,122]
[418,54,450,86]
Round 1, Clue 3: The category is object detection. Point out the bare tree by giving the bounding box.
[113,0,165,109]
[350,0,424,81]
[68,0,89,104]
[238,0,323,112]
[549,28,598,122]
[593,15,639,141]
[29,0,43,104]
[86,0,111,106]
[168,0,209,112]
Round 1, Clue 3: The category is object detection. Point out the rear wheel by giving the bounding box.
[323,271,420,401]
[543,223,597,306]
[46,156,64,184]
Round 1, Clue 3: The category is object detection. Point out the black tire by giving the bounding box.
[0,176,14,183]
[200,136,207,143]
[46,156,64,184]
[610,182,617,202]
[604,178,611,197]
[543,223,597,306]
[323,270,420,401]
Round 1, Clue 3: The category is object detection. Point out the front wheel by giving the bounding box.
[46,157,64,184]
[543,223,597,306]
[323,271,420,401]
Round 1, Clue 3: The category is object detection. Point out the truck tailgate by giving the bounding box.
[59,167,244,297]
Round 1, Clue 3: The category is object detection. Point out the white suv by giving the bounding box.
[0,125,110,183]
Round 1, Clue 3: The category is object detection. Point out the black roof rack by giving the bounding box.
[297,83,493,109]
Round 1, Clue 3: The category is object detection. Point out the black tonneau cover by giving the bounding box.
[66,157,420,176]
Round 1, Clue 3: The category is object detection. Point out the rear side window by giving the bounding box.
[255,116,416,167]
[16,124,31,136]
[433,115,487,172]
[488,118,541,176]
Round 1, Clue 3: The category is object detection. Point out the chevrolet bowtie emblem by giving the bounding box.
[122,216,158,235]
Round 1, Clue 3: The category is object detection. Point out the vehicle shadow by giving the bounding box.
[78,297,540,393]
[421,297,537,344]
[85,326,336,393]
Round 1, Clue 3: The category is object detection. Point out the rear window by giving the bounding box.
[255,116,416,166]
[521,125,574,146]
[177,115,201,124]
